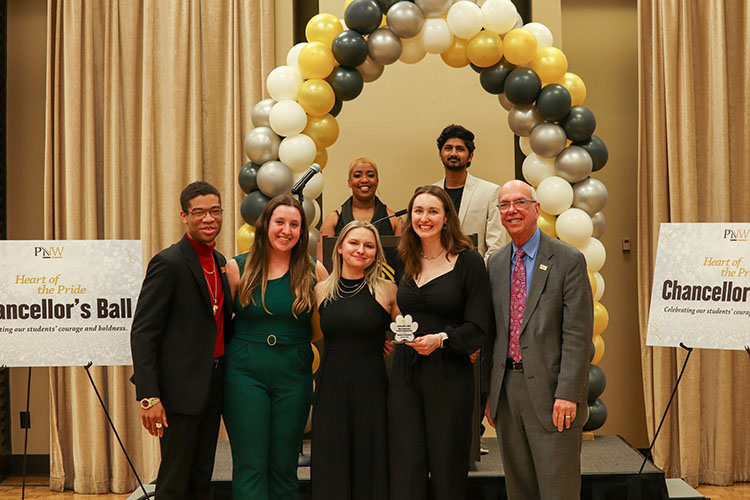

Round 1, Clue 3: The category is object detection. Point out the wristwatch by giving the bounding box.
[140,397,160,410]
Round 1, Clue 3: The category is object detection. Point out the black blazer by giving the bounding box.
[131,235,233,415]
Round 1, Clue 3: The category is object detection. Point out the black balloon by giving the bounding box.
[504,68,542,105]
[377,0,405,10]
[330,98,343,117]
[588,364,607,401]
[238,161,260,194]
[589,341,595,362]
[469,62,483,74]
[332,30,369,67]
[536,84,572,123]
[241,190,271,226]
[575,134,609,171]
[562,105,596,142]
[327,66,364,101]
[480,59,516,95]
[345,0,382,35]
[583,397,607,431]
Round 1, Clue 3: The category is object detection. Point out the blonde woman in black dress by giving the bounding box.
[311,220,399,500]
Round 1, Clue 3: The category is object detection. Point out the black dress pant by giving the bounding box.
[388,347,474,500]
[156,360,224,500]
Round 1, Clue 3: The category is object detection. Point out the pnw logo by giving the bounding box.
[34,246,64,259]
[723,229,750,242]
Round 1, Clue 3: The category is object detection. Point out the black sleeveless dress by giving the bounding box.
[311,278,390,500]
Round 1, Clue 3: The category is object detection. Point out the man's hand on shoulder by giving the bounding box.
[141,401,168,437]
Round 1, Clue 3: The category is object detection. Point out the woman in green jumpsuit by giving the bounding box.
[225,194,327,499]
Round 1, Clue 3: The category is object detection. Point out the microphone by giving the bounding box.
[372,209,407,225]
[291,163,321,195]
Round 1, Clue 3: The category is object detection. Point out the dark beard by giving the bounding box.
[443,160,470,171]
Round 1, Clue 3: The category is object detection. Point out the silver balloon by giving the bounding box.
[256,160,293,197]
[307,227,320,256]
[301,195,316,223]
[415,0,452,17]
[591,211,606,239]
[244,127,281,164]
[555,145,593,183]
[530,123,567,158]
[367,28,402,65]
[507,105,543,137]
[251,98,275,128]
[573,177,609,215]
[357,56,385,83]
[497,93,514,111]
[387,1,425,39]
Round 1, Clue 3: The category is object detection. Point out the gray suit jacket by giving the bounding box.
[434,173,505,257]
[486,231,593,432]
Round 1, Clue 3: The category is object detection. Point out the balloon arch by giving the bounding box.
[237,0,610,430]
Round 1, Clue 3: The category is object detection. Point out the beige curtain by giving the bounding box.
[44,0,275,492]
[638,0,750,487]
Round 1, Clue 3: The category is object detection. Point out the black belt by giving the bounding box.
[506,358,523,372]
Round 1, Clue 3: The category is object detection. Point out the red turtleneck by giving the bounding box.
[186,233,225,358]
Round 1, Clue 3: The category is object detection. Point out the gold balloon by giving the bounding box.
[304,114,340,148]
[557,72,587,106]
[502,28,538,66]
[298,41,336,80]
[537,210,557,238]
[311,343,320,373]
[440,37,470,68]
[315,147,328,169]
[297,79,335,116]
[466,31,503,68]
[530,46,568,85]
[593,301,609,337]
[592,334,605,365]
[305,13,343,47]
[588,271,597,297]
[236,224,255,253]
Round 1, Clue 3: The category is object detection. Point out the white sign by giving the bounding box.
[0,240,142,366]
[647,223,750,350]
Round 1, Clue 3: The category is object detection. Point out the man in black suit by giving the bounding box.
[131,181,233,499]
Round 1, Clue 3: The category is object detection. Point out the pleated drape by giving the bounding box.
[637,0,750,487]
[43,0,275,492]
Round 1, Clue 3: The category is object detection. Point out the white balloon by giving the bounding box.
[555,208,593,249]
[580,237,606,273]
[286,42,308,69]
[447,1,483,40]
[523,22,554,48]
[481,0,517,35]
[294,170,324,198]
[278,134,317,172]
[416,0,453,17]
[266,66,303,101]
[420,18,454,54]
[268,100,307,137]
[311,199,322,227]
[400,34,427,63]
[513,11,523,29]
[594,272,605,301]
[536,176,573,215]
[519,136,533,156]
[522,153,555,187]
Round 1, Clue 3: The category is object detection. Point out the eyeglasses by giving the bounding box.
[189,207,224,219]
[497,199,536,211]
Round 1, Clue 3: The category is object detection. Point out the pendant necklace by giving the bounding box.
[338,277,367,298]
[203,259,219,315]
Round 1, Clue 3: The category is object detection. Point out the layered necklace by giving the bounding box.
[202,259,219,315]
[337,276,367,298]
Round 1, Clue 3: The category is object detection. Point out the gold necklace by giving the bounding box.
[420,248,446,260]
[203,259,219,315]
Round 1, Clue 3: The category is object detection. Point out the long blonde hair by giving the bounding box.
[322,220,387,302]
[237,195,315,316]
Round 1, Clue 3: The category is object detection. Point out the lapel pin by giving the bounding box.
[539,264,548,271]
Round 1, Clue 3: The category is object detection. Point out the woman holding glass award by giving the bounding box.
[389,185,492,500]
[311,220,399,500]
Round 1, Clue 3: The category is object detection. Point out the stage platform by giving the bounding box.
[208,434,669,500]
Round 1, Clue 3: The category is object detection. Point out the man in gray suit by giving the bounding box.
[433,124,505,258]
[485,180,593,500]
